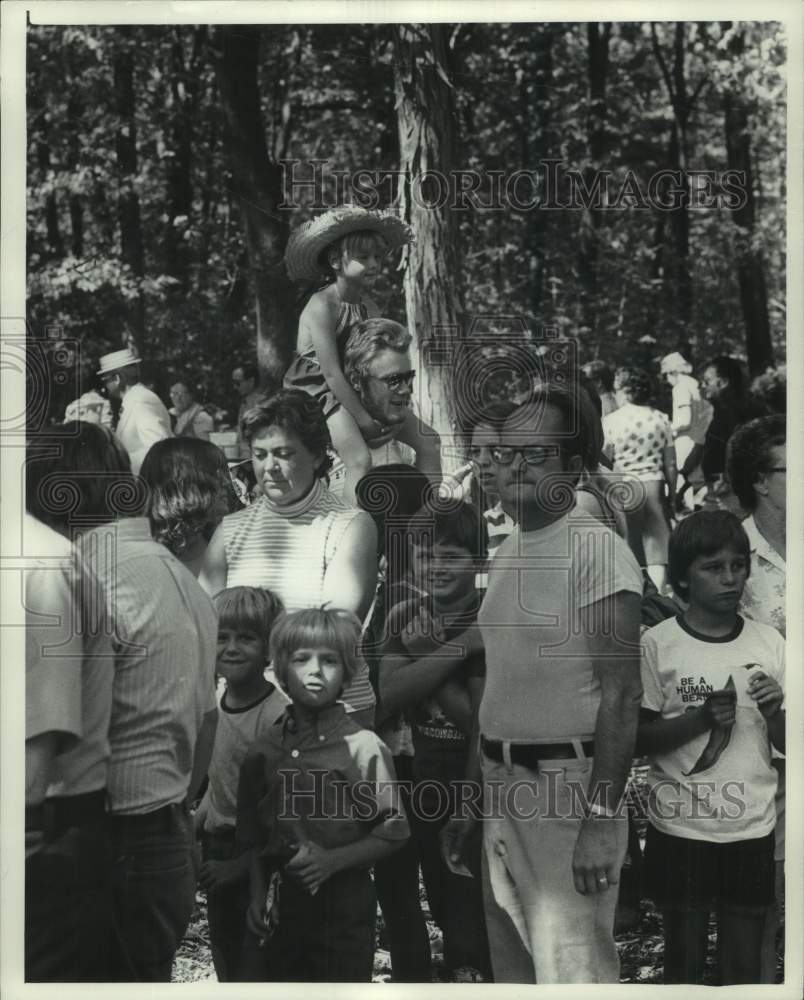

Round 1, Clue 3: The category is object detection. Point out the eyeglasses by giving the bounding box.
[491,444,561,466]
[371,369,416,390]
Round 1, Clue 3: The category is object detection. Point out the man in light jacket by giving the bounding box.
[98,348,172,474]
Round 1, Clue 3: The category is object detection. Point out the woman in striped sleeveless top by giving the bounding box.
[201,390,378,727]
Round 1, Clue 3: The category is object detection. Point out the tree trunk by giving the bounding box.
[36,127,65,261]
[650,22,704,339]
[723,26,773,375]
[213,25,294,388]
[393,23,463,460]
[66,93,84,257]
[113,31,146,353]
[577,22,611,337]
[521,25,555,323]
[164,26,205,289]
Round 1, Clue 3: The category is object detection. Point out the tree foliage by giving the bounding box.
[26,20,786,426]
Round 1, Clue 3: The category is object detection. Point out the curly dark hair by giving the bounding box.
[614,366,654,406]
[26,421,141,534]
[139,438,241,555]
[582,360,615,393]
[240,389,333,480]
[726,415,786,512]
[704,355,746,399]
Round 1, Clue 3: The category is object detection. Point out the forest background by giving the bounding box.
[25,19,787,458]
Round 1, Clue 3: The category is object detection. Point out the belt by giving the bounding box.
[481,736,594,768]
[45,789,108,835]
[110,801,189,834]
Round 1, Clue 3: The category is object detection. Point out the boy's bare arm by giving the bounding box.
[394,410,442,482]
[188,708,218,804]
[379,625,480,714]
[434,677,473,734]
[636,690,735,756]
[748,671,785,753]
[245,848,271,936]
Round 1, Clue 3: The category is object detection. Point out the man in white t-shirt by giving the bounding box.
[442,383,644,984]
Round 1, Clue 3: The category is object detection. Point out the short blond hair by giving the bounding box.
[270,607,362,693]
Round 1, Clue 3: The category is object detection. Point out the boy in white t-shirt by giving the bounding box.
[638,511,785,984]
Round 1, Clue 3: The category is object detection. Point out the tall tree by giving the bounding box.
[577,22,611,338]
[163,26,207,289]
[212,25,295,386]
[112,28,146,352]
[393,23,463,455]
[650,22,708,337]
[521,24,557,324]
[722,24,773,375]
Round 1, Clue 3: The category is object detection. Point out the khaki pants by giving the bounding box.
[480,753,627,984]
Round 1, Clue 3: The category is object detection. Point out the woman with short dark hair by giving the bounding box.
[200,389,378,726]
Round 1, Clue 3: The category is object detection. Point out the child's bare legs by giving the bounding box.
[327,407,372,505]
[394,410,442,485]
[662,906,709,983]
[717,904,767,984]
[642,481,670,592]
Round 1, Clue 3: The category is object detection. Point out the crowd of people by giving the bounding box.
[24,207,787,986]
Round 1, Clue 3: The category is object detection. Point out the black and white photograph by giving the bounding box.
[1,0,801,993]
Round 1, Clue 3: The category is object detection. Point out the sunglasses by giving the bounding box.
[491,444,561,466]
[371,369,416,390]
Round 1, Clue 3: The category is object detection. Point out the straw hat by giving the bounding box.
[97,347,141,376]
[284,207,413,283]
[659,351,693,375]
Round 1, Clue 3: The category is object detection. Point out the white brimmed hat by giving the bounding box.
[659,351,693,375]
[284,207,413,283]
[97,347,142,376]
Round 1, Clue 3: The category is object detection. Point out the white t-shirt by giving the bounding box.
[641,614,785,843]
[478,510,643,742]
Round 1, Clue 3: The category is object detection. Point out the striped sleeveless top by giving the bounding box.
[221,479,376,713]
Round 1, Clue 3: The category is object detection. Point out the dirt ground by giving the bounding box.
[173,769,784,985]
